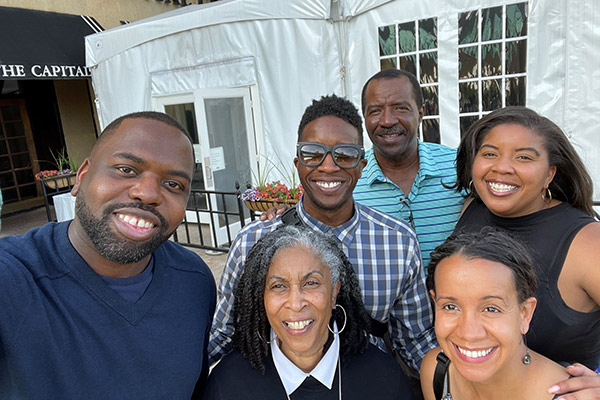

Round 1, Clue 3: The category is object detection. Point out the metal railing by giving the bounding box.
[40,174,77,222]
[171,188,257,253]
[39,183,595,250]
[175,197,600,249]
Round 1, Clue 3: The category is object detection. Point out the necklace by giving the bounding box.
[285,357,342,400]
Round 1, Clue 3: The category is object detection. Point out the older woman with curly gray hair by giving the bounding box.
[202,225,415,399]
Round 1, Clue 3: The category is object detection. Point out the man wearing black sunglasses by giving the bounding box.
[210,95,435,384]
[293,139,365,225]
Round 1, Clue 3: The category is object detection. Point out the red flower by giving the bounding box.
[242,180,303,201]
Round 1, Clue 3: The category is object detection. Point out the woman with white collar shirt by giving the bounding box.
[202,225,415,400]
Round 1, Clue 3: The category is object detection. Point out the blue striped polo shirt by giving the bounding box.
[354,141,465,270]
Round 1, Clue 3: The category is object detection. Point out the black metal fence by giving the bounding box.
[40,174,77,222]
[38,182,599,251]
[171,188,257,253]
[175,197,600,251]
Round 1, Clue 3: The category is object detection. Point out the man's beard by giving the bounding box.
[75,192,171,264]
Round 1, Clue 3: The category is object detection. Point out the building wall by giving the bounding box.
[0,0,218,162]
[0,0,222,212]
[53,80,97,168]
[0,0,181,29]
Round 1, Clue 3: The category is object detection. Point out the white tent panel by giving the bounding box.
[88,10,343,169]
[345,0,600,199]
[86,0,600,200]
[345,0,465,147]
[528,0,600,201]
[342,0,394,17]
[151,57,258,96]
[86,0,331,67]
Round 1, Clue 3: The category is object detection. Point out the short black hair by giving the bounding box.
[97,111,192,147]
[297,94,363,145]
[361,69,423,114]
[427,227,538,304]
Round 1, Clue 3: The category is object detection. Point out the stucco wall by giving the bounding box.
[53,80,97,167]
[0,0,182,29]
[0,0,210,164]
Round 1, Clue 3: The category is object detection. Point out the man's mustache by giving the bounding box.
[375,127,405,135]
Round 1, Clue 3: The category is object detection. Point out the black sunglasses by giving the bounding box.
[296,142,365,169]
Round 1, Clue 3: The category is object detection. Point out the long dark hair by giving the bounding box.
[233,225,370,373]
[453,106,594,217]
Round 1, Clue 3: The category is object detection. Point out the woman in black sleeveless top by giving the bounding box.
[449,107,600,398]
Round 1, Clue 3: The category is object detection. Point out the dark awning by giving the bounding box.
[0,6,103,80]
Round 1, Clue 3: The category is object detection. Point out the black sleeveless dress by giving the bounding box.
[455,200,600,370]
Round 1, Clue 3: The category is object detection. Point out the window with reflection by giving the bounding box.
[458,2,528,136]
[378,17,440,143]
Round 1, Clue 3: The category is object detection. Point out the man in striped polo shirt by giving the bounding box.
[354,69,464,270]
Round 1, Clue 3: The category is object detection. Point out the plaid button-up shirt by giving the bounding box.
[208,199,436,371]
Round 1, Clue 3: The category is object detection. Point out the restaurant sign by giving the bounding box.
[0,63,91,80]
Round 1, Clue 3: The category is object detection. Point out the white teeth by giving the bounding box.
[118,214,155,229]
[457,346,494,358]
[316,181,341,189]
[488,182,516,192]
[137,219,152,228]
[286,320,312,330]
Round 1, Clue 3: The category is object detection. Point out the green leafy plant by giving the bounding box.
[240,152,303,202]
[35,148,80,181]
[50,148,80,172]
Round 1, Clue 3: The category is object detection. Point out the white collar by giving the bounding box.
[270,323,340,396]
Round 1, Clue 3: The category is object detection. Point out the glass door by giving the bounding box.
[194,87,258,246]
[153,94,210,225]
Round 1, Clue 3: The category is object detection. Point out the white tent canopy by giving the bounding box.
[86,0,600,203]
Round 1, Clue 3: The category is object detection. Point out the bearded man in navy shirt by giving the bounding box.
[0,112,216,399]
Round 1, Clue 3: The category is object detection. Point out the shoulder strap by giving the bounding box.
[280,206,304,226]
[433,351,451,400]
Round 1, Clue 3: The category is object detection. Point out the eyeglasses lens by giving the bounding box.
[299,144,325,165]
[299,144,360,168]
[334,146,360,168]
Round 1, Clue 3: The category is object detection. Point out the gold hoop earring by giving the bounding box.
[328,304,347,335]
[542,187,552,203]
[468,180,473,193]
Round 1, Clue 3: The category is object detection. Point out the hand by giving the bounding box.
[548,363,600,399]
[259,204,288,221]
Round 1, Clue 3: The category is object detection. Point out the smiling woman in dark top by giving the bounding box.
[202,225,415,400]
[421,229,570,400]
[451,106,600,396]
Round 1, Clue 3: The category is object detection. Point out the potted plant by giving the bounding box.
[35,148,80,189]
[239,154,303,212]
[240,180,303,212]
